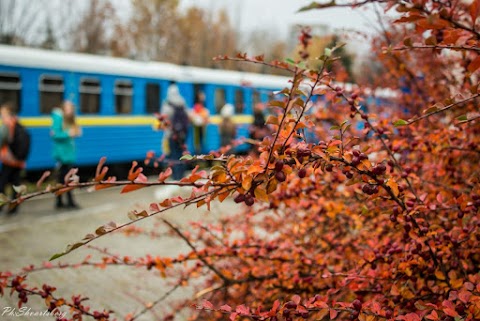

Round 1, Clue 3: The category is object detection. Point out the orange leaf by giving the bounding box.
[242,175,252,191]
[218,190,230,203]
[202,300,214,310]
[426,310,439,321]
[254,187,269,202]
[95,157,108,181]
[55,186,75,196]
[470,0,480,26]
[220,304,232,312]
[315,308,329,320]
[121,184,147,194]
[329,309,338,320]
[458,290,471,304]
[404,313,421,321]
[442,301,459,317]
[386,180,400,197]
[468,55,480,73]
[158,167,172,182]
[95,183,115,191]
[266,115,279,125]
[128,161,143,181]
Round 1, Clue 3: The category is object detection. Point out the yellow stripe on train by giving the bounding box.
[17,115,254,127]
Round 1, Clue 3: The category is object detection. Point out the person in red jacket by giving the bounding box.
[0,103,26,215]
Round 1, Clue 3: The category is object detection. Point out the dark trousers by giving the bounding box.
[56,163,76,206]
[0,164,21,200]
[169,138,186,181]
[194,126,205,154]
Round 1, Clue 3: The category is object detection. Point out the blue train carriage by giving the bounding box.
[0,44,185,170]
[0,45,291,170]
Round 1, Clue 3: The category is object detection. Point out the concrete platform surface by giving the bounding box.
[0,184,236,320]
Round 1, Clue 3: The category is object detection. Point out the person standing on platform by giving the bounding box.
[51,101,81,209]
[0,103,30,215]
[219,103,236,151]
[162,83,191,180]
[191,91,209,155]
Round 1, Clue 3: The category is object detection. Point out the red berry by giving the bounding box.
[234,194,245,204]
[275,160,284,171]
[298,168,307,178]
[245,194,254,206]
[352,299,362,310]
[351,156,360,166]
[362,184,373,195]
[275,171,286,182]
[284,301,297,309]
[325,164,333,172]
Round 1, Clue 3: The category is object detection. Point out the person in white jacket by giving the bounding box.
[161,84,191,180]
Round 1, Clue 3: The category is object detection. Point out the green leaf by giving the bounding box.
[49,252,65,261]
[50,242,86,261]
[0,193,9,206]
[285,58,296,65]
[180,154,194,161]
[266,115,279,125]
[456,114,468,122]
[269,100,287,109]
[297,61,307,69]
[393,119,409,127]
[423,105,439,114]
[13,185,27,195]
[332,43,346,52]
[343,123,352,134]
[297,1,336,12]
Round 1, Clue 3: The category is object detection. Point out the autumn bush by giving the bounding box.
[1,1,480,320]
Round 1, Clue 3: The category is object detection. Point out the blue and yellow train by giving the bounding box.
[0,45,290,170]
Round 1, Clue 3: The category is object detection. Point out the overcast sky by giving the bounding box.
[178,0,380,39]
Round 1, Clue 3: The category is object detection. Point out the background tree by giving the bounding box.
[69,0,118,55]
[0,0,48,46]
[128,0,181,61]
[293,32,355,81]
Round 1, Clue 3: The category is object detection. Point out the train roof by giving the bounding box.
[0,45,397,97]
[0,45,290,89]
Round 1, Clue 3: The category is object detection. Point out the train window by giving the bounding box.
[80,78,101,114]
[115,80,133,114]
[215,88,226,114]
[235,89,244,114]
[146,83,160,114]
[0,73,21,113]
[40,75,64,114]
[253,90,261,106]
[194,84,205,104]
